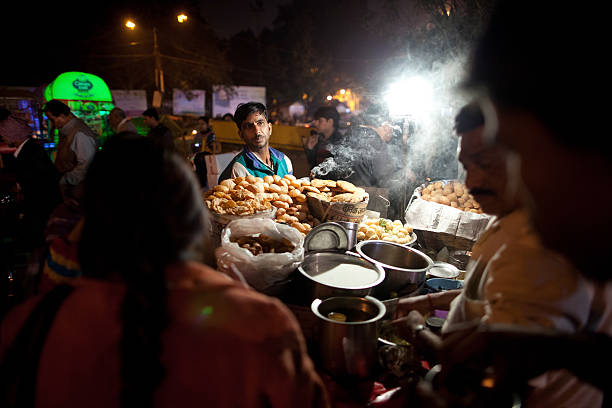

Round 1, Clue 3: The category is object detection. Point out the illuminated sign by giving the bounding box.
[44,71,113,102]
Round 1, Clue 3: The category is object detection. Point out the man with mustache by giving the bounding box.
[218,102,293,182]
[420,2,612,405]
[396,102,601,407]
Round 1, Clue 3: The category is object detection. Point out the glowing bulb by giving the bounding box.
[192,129,198,134]
[177,13,188,23]
[339,89,346,95]
[125,20,136,30]
[326,95,333,101]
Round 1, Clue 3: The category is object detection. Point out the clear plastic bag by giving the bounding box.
[215,218,304,291]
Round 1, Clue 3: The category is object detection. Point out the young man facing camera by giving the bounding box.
[218,102,293,182]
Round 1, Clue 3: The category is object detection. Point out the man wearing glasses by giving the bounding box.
[218,102,293,182]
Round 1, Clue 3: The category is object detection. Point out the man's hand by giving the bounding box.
[395,294,435,318]
[395,290,461,319]
[302,132,319,150]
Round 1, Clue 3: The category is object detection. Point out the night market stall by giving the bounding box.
[203,173,488,406]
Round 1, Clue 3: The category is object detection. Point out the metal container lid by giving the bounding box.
[427,262,460,279]
[426,316,445,331]
[304,222,349,253]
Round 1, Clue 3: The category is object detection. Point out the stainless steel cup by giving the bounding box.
[311,296,386,378]
[335,221,359,250]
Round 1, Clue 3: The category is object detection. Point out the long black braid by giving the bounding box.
[78,133,206,407]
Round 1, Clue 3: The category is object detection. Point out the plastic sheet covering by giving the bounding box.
[215,218,304,291]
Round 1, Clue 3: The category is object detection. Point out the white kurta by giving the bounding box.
[443,209,608,408]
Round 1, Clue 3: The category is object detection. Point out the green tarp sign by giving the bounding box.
[44,72,113,102]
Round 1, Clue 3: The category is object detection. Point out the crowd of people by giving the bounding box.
[0,1,609,407]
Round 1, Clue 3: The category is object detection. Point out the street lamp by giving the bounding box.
[124,14,188,96]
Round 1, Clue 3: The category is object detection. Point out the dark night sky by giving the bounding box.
[199,0,291,38]
[1,0,291,86]
[1,0,421,89]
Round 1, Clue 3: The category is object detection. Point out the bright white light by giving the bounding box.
[339,89,346,95]
[195,143,200,147]
[192,129,198,134]
[326,95,333,101]
[125,20,136,29]
[384,76,434,118]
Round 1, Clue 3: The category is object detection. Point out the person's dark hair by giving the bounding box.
[43,99,71,117]
[78,135,205,407]
[313,106,339,130]
[142,108,160,121]
[222,113,234,121]
[233,102,267,130]
[198,116,210,122]
[111,107,127,119]
[361,103,389,127]
[455,102,484,134]
[465,1,601,149]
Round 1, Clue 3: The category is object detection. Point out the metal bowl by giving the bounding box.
[298,252,385,299]
[355,240,433,297]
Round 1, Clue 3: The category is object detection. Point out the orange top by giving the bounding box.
[0,262,329,408]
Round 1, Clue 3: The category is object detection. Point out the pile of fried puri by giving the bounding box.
[204,175,367,235]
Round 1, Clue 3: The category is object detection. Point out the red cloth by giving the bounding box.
[0,262,330,408]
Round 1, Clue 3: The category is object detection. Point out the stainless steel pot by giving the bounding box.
[311,296,386,378]
[355,240,433,298]
[297,252,385,299]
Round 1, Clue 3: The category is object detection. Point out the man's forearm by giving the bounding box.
[430,289,462,310]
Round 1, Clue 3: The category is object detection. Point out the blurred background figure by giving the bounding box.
[303,106,343,170]
[43,99,98,202]
[143,108,175,152]
[108,108,138,135]
[0,107,62,311]
[192,116,217,189]
[0,107,61,249]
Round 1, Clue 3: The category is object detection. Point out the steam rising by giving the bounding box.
[312,53,470,217]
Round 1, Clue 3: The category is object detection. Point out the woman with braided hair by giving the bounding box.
[0,133,328,408]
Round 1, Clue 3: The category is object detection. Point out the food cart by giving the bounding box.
[204,174,480,405]
[43,71,115,149]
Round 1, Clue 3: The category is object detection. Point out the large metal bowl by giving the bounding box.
[355,240,433,298]
[298,252,385,299]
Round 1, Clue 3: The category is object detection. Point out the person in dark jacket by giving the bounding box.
[0,107,62,248]
[303,106,344,170]
[143,108,174,152]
